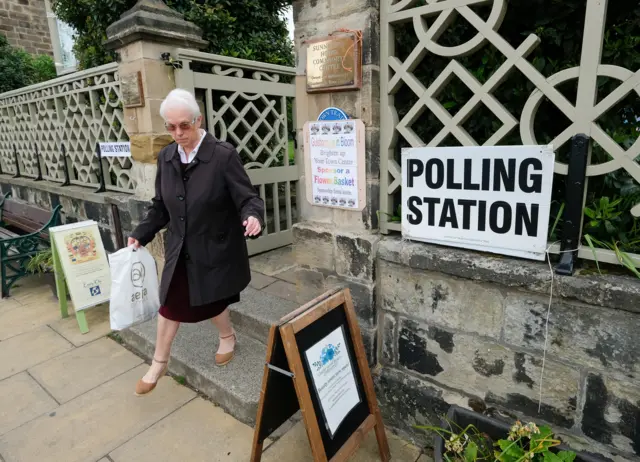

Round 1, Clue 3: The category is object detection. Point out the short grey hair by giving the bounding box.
[159,89,201,120]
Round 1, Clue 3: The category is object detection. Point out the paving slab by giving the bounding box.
[250,246,296,276]
[0,298,22,313]
[29,337,144,403]
[261,422,424,462]
[0,297,62,341]
[120,319,267,426]
[261,280,298,303]
[274,268,297,284]
[249,271,277,290]
[48,304,112,347]
[0,326,73,380]
[10,283,54,305]
[0,372,58,436]
[231,286,299,343]
[110,397,261,461]
[0,365,196,462]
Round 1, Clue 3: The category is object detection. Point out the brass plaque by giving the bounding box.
[306,34,362,93]
[121,71,145,108]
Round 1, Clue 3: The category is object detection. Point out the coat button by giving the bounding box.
[183,176,188,182]
[177,195,184,201]
[180,216,185,221]
[184,253,190,260]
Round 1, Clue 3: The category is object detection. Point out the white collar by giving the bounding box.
[178,129,207,164]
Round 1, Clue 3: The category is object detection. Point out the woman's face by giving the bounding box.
[164,107,202,147]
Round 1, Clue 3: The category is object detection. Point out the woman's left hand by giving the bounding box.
[244,216,262,237]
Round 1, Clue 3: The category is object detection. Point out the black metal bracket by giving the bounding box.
[556,134,589,276]
[60,144,71,186]
[94,143,107,193]
[161,52,183,69]
[34,144,43,181]
[12,144,21,178]
[266,363,295,378]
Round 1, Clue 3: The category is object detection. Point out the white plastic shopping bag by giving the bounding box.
[108,246,160,331]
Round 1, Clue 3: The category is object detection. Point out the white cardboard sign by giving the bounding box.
[99,142,131,157]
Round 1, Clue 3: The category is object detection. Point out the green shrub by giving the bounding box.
[52,0,294,70]
[0,34,57,93]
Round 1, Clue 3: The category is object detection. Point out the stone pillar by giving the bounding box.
[292,1,381,364]
[104,0,207,270]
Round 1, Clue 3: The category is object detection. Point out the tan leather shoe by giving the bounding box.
[135,359,169,396]
[215,332,237,367]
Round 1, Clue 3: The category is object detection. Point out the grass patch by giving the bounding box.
[174,375,187,385]
[108,332,123,344]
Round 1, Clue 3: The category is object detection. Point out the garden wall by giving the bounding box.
[0,176,149,255]
[375,237,640,461]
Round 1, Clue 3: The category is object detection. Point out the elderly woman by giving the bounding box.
[128,88,264,396]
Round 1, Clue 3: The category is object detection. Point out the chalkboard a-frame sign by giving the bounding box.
[250,288,390,462]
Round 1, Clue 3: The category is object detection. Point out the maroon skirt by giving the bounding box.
[159,255,240,323]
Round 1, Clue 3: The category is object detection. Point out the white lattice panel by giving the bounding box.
[380,0,640,235]
[0,64,134,192]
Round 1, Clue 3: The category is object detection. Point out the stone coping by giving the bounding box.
[0,175,136,207]
[378,236,640,315]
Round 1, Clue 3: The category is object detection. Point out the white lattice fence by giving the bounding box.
[380,0,640,267]
[0,63,134,193]
[174,50,298,255]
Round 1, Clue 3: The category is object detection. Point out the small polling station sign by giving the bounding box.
[401,145,555,261]
[98,142,131,157]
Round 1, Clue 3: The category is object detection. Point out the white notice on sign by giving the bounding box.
[99,142,131,157]
[401,145,555,261]
[307,120,360,209]
[304,326,361,438]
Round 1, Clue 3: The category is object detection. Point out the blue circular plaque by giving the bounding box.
[317,107,349,121]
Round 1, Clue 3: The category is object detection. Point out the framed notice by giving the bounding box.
[50,221,111,311]
[251,288,390,462]
[304,120,366,211]
[304,325,362,437]
[401,145,555,261]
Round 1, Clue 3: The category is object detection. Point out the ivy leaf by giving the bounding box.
[443,101,457,110]
[464,441,478,462]
[543,452,564,462]
[557,451,577,462]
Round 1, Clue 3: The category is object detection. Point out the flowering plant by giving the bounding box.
[419,419,577,462]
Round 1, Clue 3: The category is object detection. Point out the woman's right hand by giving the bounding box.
[128,237,141,249]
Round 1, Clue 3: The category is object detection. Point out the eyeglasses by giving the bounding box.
[165,119,196,132]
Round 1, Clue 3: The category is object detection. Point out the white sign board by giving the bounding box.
[304,326,362,437]
[401,145,555,261]
[99,142,131,157]
[304,120,366,210]
[50,221,111,310]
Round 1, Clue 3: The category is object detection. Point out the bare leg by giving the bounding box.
[211,308,235,355]
[142,314,180,383]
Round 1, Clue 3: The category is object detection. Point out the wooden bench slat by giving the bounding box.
[4,201,53,224]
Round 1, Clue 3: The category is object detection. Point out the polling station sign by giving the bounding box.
[401,146,555,261]
[99,142,131,157]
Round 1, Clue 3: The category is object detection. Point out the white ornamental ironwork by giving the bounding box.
[0,63,134,192]
[380,0,640,266]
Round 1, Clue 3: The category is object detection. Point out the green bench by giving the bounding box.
[0,191,62,298]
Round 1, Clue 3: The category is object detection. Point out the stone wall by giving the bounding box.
[0,0,53,55]
[376,237,640,461]
[0,177,150,256]
[292,0,381,364]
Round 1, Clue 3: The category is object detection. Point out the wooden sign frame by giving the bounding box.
[251,288,390,462]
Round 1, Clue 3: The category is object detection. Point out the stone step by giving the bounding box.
[120,318,267,426]
[229,286,299,344]
[119,286,301,428]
